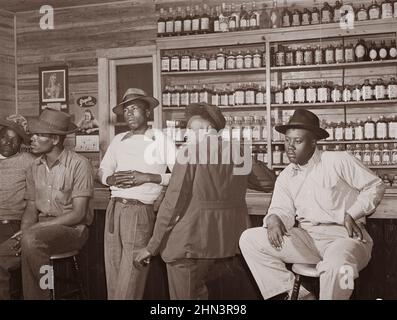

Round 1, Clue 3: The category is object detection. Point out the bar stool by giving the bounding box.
[290,263,319,300]
[49,250,86,300]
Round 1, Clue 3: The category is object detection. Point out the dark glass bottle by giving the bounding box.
[357,4,369,21]
[301,8,312,25]
[291,9,301,27]
[269,0,281,28]
[200,4,210,34]
[174,7,183,36]
[333,0,343,23]
[165,7,174,37]
[282,8,292,27]
[379,40,388,60]
[311,7,320,24]
[321,2,333,24]
[183,6,192,35]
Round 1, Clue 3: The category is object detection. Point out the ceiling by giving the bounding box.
[0,0,138,12]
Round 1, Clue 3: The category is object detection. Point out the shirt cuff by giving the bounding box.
[160,173,171,186]
[346,202,366,220]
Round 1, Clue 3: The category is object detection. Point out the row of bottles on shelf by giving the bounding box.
[322,116,397,141]
[157,0,397,37]
[161,48,265,72]
[381,173,397,187]
[273,39,397,67]
[162,83,267,107]
[273,77,397,104]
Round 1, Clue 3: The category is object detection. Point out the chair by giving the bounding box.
[290,263,319,300]
[49,250,86,300]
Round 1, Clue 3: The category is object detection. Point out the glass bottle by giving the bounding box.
[157,8,167,37]
[211,88,220,106]
[180,51,190,71]
[343,85,352,102]
[335,44,344,63]
[190,54,198,71]
[333,0,343,23]
[389,115,397,139]
[325,45,335,64]
[219,3,230,32]
[387,77,397,99]
[235,83,245,105]
[382,0,393,19]
[346,144,353,155]
[353,144,363,161]
[363,144,372,165]
[355,119,365,141]
[191,5,201,34]
[242,116,253,141]
[165,7,174,36]
[180,85,189,107]
[344,43,355,63]
[282,8,292,28]
[314,45,324,65]
[212,6,220,33]
[199,54,208,71]
[200,4,211,34]
[273,145,282,165]
[375,78,386,100]
[252,115,262,141]
[199,84,210,104]
[295,46,304,66]
[364,116,376,140]
[355,39,368,62]
[284,82,295,104]
[392,143,397,164]
[291,9,302,27]
[228,85,235,106]
[274,85,284,104]
[352,84,362,101]
[245,83,256,105]
[183,6,193,35]
[216,48,226,70]
[226,51,236,69]
[302,8,311,25]
[171,86,181,107]
[285,46,294,66]
[174,7,183,36]
[161,53,170,72]
[236,51,244,69]
[162,85,171,107]
[275,45,285,66]
[368,0,381,20]
[240,3,250,30]
[250,2,261,30]
[170,52,180,71]
[306,82,317,103]
[244,51,253,68]
[253,49,262,68]
[232,116,242,141]
[345,121,354,140]
[209,54,217,70]
[269,0,281,28]
[318,81,330,103]
[229,3,239,32]
[190,85,199,104]
[378,40,388,60]
[376,115,388,139]
[372,144,382,165]
[222,116,232,141]
[321,2,333,24]
[256,86,266,105]
[304,46,314,65]
[368,41,379,61]
[362,79,373,101]
[261,116,268,141]
[295,83,306,103]
[331,85,342,102]
[357,4,369,21]
[311,7,320,24]
[325,121,335,140]
[335,121,345,141]
[219,87,228,106]
[389,40,397,59]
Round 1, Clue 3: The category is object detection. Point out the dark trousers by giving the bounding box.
[0,221,21,300]
[21,223,88,300]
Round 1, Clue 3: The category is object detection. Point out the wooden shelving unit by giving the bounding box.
[272,139,397,145]
[271,99,397,109]
[162,67,266,77]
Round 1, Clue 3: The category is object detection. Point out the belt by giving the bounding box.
[113,197,146,206]
[0,220,20,225]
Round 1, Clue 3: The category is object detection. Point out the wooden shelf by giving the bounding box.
[272,164,397,170]
[162,67,266,77]
[272,140,397,145]
[271,59,397,72]
[163,104,266,111]
[271,99,397,109]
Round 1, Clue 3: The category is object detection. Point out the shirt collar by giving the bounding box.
[121,128,155,142]
[35,149,68,168]
[291,148,321,176]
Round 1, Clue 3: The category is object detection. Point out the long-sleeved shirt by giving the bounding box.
[99,129,177,204]
[264,149,385,230]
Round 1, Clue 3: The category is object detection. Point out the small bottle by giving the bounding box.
[389,115,397,139]
[364,116,376,140]
[162,85,171,107]
[174,7,183,36]
[199,84,210,104]
[376,115,388,139]
[170,52,180,71]
[362,144,372,165]
[291,9,302,26]
[227,85,235,106]
[191,5,201,34]
[368,41,379,61]
[362,79,373,101]
[318,81,330,103]
[165,7,174,36]
[236,51,244,69]
[306,82,317,103]
[255,86,266,105]
[190,54,199,71]
[285,46,294,66]
[216,48,226,70]
[295,83,306,103]
[387,77,397,99]
[368,0,381,20]
[325,121,335,140]
[273,145,282,165]
[374,78,386,100]
[180,51,190,71]
[389,40,397,59]
[335,44,344,63]
[344,43,355,63]
[333,0,343,22]
[183,6,193,35]
[314,45,324,65]
[354,119,365,141]
[325,45,335,64]
[244,51,253,69]
[242,116,253,141]
[219,87,228,106]
[219,3,230,32]
[372,144,382,165]
[381,143,391,165]
[352,84,362,102]
[355,39,368,62]
[311,7,320,24]
[379,40,389,60]
[353,144,363,161]
[226,51,236,69]
[343,85,352,102]
[274,85,284,104]
[331,85,342,102]
[335,121,345,141]
[392,143,397,164]
[356,4,369,21]
[345,121,354,140]
[282,8,292,27]
[157,8,167,37]
[252,49,262,68]
[161,53,170,72]
[301,8,311,25]
[180,85,189,107]
[295,46,304,66]
[321,2,333,24]
[199,54,208,71]
[212,6,220,33]
[304,47,314,65]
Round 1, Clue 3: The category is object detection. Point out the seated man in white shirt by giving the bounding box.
[99,88,177,300]
[239,109,385,300]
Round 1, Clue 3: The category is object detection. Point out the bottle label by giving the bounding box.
[275,92,284,104]
[192,18,200,31]
[345,128,353,140]
[292,14,300,26]
[343,89,352,102]
[227,57,236,69]
[355,45,365,59]
[171,92,180,106]
[362,86,372,100]
[213,20,220,32]
[364,123,375,139]
[353,88,361,101]
[174,21,182,33]
[180,92,189,106]
[190,59,198,71]
[357,11,368,21]
[306,88,317,102]
[216,56,225,69]
[382,4,393,19]
[376,123,387,139]
[220,18,229,32]
[321,10,331,23]
[240,18,248,29]
[228,93,235,106]
[181,58,190,71]
[304,51,313,65]
[245,91,255,105]
[284,88,294,104]
[332,89,341,102]
[201,17,209,30]
[162,93,171,107]
[335,128,344,140]
[388,84,397,99]
[312,12,319,24]
[390,47,397,59]
[382,152,390,164]
[315,49,323,64]
[295,51,304,65]
[171,58,180,71]
[318,87,329,102]
[199,59,208,70]
[244,56,253,68]
[166,21,174,33]
[236,57,244,69]
[373,152,381,164]
[253,55,262,68]
[161,58,170,72]
[220,94,228,105]
[295,88,305,103]
[355,127,364,140]
[390,122,397,138]
[276,52,285,66]
[282,15,290,27]
[256,92,264,104]
[325,49,335,64]
[379,48,388,60]
[190,92,199,104]
[369,8,380,20]
[183,20,192,32]
[235,91,245,105]
[211,94,219,106]
[199,92,209,103]
[335,48,344,63]
[375,85,386,100]
[158,21,166,34]
[250,18,258,28]
[345,48,354,62]
[285,52,294,65]
[369,49,378,61]
[302,13,310,25]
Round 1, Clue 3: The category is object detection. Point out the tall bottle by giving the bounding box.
[191,5,201,34]
[165,7,174,36]
[364,116,376,140]
[355,39,368,62]
[389,115,397,139]
[368,0,381,20]
[321,2,333,24]
[333,0,343,23]
[249,2,261,29]
[269,0,281,28]
[200,4,211,34]
[376,115,388,139]
[381,0,393,19]
[345,121,354,140]
[183,6,192,35]
[219,3,230,32]
[174,7,183,36]
[213,6,220,33]
[354,119,365,140]
[240,3,250,31]
[229,3,240,32]
[157,8,167,37]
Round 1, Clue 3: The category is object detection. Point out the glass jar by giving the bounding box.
[325,45,335,64]
[352,85,362,101]
[226,51,236,69]
[295,84,306,103]
[304,47,314,65]
[295,47,304,66]
[245,83,256,105]
[235,84,245,105]
[301,8,311,25]
[274,85,284,104]
[321,2,333,24]
[345,122,354,140]
[362,79,373,101]
[236,51,244,69]
[284,83,295,104]
[318,82,330,103]
[306,83,317,103]
[244,51,253,68]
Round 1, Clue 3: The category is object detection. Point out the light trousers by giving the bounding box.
[239,224,373,300]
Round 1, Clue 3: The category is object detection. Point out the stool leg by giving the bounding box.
[72,256,86,300]
[290,274,301,300]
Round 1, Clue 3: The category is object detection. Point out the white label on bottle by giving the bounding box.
[352,88,361,101]
[369,8,380,20]
[382,4,393,18]
[285,88,294,104]
[199,92,209,103]
[201,17,209,30]
[216,56,225,69]
[318,87,329,102]
[335,48,344,63]
[315,50,323,64]
[355,45,365,59]
[389,122,397,138]
[382,152,390,164]
[246,91,255,105]
[373,152,381,164]
[302,13,310,25]
[180,92,189,106]
[227,58,235,69]
[183,19,192,33]
[375,85,386,100]
[211,94,219,106]
[166,21,174,33]
[388,84,397,99]
[369,49,378,61]
[253,56,261,68]
[345,127,353,140]
[357,11,367,21]
[332,89,341,102]
[282,15,290,27]
[275,92,284,104]
[325,49,334,64]
[190,59,198,71]
[199,59,208,70]
[364,123,375,139]
[354,151,362,161]
[158,22,166,34]
[171,92,180,106]
[355,126,364,140]
[228,93,235,106]
[235,91,245,105]
[312,12,319,23]
[181,58,190,71]
[213,20,220,32]
[292,14,300,26]
[345,48,354,62]
[343,89,352,102]
[190,92,199,104]
[256,92,264,104]
[376,123,387,139]
[171,58,180,71]
[362,86,372,100]
[162,93,171,107]
[236,57,244,69]
[295,51,304,65]
[161,58,170,72]
[390,47,397,59]
[192,18,200,31]
[307,88,317,102]
[250,18,257,28]
[220,18,229,32]
[379,48,388,60]
[295,88,305,103]
[322,10,331,23]
[244,56,253,68]
[363,152,371,164]
[335,127,344,140]
[174,21,182,33]
[304,51,313,65]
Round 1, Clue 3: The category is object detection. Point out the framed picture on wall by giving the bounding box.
[39,65,69,113]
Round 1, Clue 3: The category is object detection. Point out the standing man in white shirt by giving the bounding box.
[240,109,385,300]
[99,88,176,299]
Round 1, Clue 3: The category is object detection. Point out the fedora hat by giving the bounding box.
[0,114,30,144]
[27,109,78,135]
[275,109,329,140]
[186,103,226,131]
[112,88,159,115]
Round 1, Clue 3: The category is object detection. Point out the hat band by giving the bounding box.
[39,118,69,132]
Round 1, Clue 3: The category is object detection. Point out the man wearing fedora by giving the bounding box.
[135,102,275,300]
[17,109,93,299]
[239,109,385,300]
[98,88,177,299]
[0,115,35,299]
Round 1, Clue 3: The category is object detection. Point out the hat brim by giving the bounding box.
[112,96,159,115]
[0,118,30,144]
[27,117,78,135]
[186,103,226,131]
[275,124,329,140]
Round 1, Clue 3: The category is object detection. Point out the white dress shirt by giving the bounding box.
[264,149,385,229]
[99,128,177,204]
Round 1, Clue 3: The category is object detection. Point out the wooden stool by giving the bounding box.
[290,263,319,300]
[49,250,86,300]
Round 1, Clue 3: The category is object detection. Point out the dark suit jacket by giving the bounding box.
[147,139,275,263]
